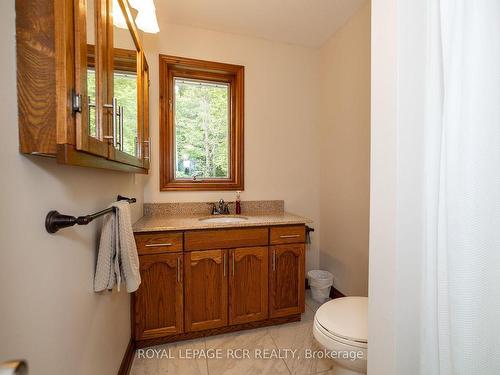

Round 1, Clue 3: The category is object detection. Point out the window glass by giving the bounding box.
[114,71,138,156]
[87,69,97,137]
[173,78,230,179]
[113,0,138,156]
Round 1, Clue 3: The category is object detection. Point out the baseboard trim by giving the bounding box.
[329,286,345,299]
[117,338,135,375]
[305,278,345,299]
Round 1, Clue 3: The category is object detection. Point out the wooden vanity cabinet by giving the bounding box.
[16,0,150,173]
[133,225,306,346]
[134,253,183,340]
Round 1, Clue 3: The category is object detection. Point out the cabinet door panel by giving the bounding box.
[229,247,268,325]
[74,0,109,158]
[269,244,305,318]
[134,253,183,340]
[184,250,228,332]
[107,0,144,167]
[142,57,150,169]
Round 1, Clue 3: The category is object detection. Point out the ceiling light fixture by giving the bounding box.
[113,0,129,29]
[128,0,160,34]
[135,9,160,33]
[127,0,142,11]
[113,0,160,34]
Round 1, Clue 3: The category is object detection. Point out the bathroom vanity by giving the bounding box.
[132,204,310,348]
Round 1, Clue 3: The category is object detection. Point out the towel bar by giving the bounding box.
[45,195,136,234]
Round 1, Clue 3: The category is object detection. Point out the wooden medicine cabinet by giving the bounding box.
[16,0,150,173]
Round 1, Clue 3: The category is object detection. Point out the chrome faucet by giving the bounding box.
[209,199,230,215]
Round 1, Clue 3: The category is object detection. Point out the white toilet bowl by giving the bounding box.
[312,296,368,375]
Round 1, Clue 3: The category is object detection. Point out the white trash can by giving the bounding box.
[308,270,334,303]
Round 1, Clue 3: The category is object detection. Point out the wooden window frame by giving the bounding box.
[159,55,244,191]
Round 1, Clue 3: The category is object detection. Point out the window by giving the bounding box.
[159,55,244,191]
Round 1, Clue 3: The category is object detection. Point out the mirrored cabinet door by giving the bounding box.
[142,57,151,170]
[74,0,109,158]
[15,0,150,173]
[108,0,144,167]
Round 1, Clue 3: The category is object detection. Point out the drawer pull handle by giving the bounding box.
[272,249,276,272]
[279,234,300,239]
[145,243,172,247]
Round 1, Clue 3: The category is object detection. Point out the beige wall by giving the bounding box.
[142,23,322,270]
[0,1,145,374]
[0,2,371,371]
[319,2,371,296]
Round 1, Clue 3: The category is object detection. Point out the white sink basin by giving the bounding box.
[199,216,249,223]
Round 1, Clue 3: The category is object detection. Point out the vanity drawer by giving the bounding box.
[184,227,268,251]
[135,232,184,255]
[270,225,306,244]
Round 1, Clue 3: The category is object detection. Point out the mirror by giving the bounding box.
[142,57,150,167]
[112,0,139,157]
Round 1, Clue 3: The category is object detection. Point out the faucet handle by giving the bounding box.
[207,202,217,215]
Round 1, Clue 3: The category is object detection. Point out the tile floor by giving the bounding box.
[130,291,336,375]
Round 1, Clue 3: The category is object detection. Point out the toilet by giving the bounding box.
[312,296,368,375]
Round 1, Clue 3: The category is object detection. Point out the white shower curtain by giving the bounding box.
[421,1,500,374]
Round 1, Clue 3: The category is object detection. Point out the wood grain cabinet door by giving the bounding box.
[184,250,228,332]
[228,247,269,325]
[134,253,183,340]
[269,244,305,318]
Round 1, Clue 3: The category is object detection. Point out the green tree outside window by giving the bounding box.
[174,78,229,179]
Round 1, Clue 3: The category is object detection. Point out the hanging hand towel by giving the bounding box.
[94,201,141,293]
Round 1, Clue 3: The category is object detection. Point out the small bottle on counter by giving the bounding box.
[235,191,242,215]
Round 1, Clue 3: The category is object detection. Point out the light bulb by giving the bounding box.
[129,0,156,12]
[113,0,128,29]
[135,8,160,33]
[127,0,142,11]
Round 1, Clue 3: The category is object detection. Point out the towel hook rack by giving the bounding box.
[45,195,137,234]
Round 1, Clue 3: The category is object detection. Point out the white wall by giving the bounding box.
[369,0,426,374]
[142,23,322,270]
[319,2,371,296]
[0,1,145,374]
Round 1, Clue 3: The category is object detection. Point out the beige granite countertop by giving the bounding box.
[133,212,312,232]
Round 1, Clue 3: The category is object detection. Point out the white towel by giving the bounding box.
[94,201,141,293]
